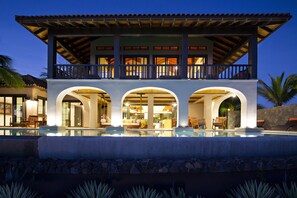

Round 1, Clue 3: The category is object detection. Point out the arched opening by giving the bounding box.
[56,86,111,128]
[188,87,247,129]
[122,87,178,129]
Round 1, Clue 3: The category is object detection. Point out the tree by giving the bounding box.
[258,72,297,107]
[0,55,25,87]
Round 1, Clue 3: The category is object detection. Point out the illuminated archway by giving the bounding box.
[56,86,111,128]
[189,87,247,129]
[121,87,179,129]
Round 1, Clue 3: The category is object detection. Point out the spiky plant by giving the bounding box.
[163,188,187,198]
[120,186,162,198]
[66,180,114,198]
[0,182,39,198]
[275,182,297,198]
[227,180,275,198]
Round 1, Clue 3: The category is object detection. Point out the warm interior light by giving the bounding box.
[172,103,177,107]
[125,102,130,107]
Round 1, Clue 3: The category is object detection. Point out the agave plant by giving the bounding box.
[227,180,275,198]
[0,182,39,198]
[275,182,297,198]
[162,188,205,198]
[163,188,187,198]
[66,180,114,198]
[120,186,162,198]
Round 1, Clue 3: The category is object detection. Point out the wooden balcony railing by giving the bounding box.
[187,64,252,79]
[54,64,114,79]
[119,64,182,79]
[54,64,252,80]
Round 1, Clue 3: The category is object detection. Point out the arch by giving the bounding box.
[121,86,179,128]
[55,86,111,127]
[189,86,248,128]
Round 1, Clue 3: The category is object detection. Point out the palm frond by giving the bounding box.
[0,55,12,66]
[120,186,162,198]
[0,182,39,198]
[258,73,297,106]
[0,67,25,88]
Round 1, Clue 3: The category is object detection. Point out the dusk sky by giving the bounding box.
[0,0,296,107]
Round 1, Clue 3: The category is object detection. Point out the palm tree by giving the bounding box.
[258,72,297,107]
[0,55,25,87]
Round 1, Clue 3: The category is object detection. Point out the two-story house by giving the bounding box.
[16,13,291,129]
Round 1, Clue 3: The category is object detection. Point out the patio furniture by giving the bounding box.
[271,118,297,131]
[212,117,227,130]
[257,120,265,128]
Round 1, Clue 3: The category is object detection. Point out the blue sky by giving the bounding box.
[0,0,296,107]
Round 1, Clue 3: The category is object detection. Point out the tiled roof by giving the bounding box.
[16,13,292,65]
[15,13,291,19]
[0,74,47,89]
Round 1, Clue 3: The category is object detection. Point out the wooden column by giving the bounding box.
[181,33,189,79]
[114,34,120,79]
[47,33,57,79]
[248,34,258,79]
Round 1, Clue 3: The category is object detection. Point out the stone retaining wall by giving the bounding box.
[229,104,297,129]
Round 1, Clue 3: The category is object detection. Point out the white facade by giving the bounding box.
[47,79,258,128]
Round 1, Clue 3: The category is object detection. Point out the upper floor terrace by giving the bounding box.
[16,13,291,80]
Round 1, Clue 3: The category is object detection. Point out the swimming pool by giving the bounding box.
[0,128,296,137]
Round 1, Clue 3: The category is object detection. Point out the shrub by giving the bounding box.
[66,180,114,198]
[275,182,297,198]
[0,182,39,198]
[163,188,204,198]
[120,186,162,198]
[227,180,275,198]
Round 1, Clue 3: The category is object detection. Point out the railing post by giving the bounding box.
[248,34,258,79]
[114,34,120,79]
[181,33,188,79]
[47,32,57,79]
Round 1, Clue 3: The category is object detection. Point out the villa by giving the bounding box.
[0,75,47,127]
[16,13,291,130]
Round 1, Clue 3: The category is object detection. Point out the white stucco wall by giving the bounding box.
[47,79,257,128]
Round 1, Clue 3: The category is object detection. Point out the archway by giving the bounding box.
[188,87,247,129]
[122,87,178,129]
[56,86,111,128]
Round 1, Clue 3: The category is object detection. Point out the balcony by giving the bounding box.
[54,64,252,80]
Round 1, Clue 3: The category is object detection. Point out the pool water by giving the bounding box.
[0,128,296,137]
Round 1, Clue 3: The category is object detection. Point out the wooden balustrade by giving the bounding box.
[54,64,252,80]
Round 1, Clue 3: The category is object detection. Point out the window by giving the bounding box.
[97,56,114,78]
[188,46,207,51]
[153,46,179,51]
[96,46,114,51]
[123,56,148,78]
[154,56,179,78]
[123,46,149,51]
[187,56,207,79]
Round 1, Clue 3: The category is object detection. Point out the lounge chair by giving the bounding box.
[212,117,227,130]
[257,120,265,128]
[271,118,297,131]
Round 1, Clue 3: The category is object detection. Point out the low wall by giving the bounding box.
[0,137,39,158]
[257,104,297,129]
[229,104,297,129]
[38,136,297,160]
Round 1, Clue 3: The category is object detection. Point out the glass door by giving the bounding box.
[154,56,179,78]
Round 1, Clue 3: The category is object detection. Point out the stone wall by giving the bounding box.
[229,104,297,129]
[257,104,297,129]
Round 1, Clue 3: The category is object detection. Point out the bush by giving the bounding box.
[66,180,114,198]
[120,186,162,198]
[275,182,297,198]
[0,182,39,198]
[227,180,275,198]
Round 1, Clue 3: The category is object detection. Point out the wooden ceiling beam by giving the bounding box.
[57,38,85,64]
